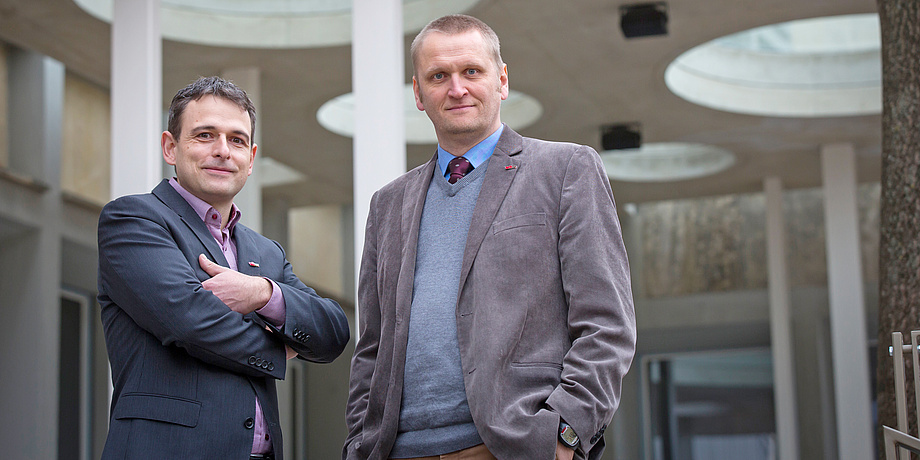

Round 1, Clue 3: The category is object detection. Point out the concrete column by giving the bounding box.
[620,203,644,300]
[222,67,262,232]
[262,196,290,249]
[819,143,873,460]
[0,49,65,459]
[764,177,799,460]
[352,0,406,334]
[111,0,161,198]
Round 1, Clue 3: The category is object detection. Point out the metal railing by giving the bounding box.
[885,331,920,459]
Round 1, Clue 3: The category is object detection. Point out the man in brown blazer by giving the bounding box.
[344,14,636,460]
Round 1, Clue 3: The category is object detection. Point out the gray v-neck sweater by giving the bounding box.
[391,158,490,457]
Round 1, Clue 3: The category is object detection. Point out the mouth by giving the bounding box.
[202,166,236,175]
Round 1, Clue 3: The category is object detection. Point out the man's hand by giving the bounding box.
[199,254,272,314]
[555,441,575,460]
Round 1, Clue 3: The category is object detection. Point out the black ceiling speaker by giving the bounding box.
[601,123,642,151]
[619,2,668,38]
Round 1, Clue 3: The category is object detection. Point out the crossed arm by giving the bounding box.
[198,254,296,359]
[98,196,349,377]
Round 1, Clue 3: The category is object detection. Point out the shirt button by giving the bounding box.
[212,214,218,219]
[244,417,254,429]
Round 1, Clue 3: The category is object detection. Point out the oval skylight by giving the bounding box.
[73,0,480,48]
[317,84,543,144]
[600,143,735,182]
[665,14,881,117]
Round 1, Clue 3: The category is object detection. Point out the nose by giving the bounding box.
[447,76,468,99]
[213,135,231,159]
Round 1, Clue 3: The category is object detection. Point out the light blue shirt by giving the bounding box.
[436,126,504,179]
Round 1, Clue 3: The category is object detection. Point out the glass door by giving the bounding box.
[642,348,776,460]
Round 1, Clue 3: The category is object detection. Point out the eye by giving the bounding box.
[465,69,479,76]
[196,132,213,139]
[229,136,246,145]
[432,72,445,81]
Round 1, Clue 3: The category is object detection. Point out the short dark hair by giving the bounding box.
[167,76,257,140]
[410,14,503,78]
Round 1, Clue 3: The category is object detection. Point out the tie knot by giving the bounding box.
[447,156,473,184]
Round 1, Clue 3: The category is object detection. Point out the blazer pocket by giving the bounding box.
[113,393,201,427]
[492,212,546,235]
[510,361,564,371]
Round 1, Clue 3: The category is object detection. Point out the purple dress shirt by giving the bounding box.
[169,178,284,454]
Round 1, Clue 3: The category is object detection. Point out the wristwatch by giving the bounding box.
[559,421,579,448]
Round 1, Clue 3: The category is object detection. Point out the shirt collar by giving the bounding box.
[437,125,504,176]
[168,177,242,232]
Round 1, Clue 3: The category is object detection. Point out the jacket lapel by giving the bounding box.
[457,127,523,295]
[233,227,265,324]
[233,225,262,277]
[152,180,229,268]
[401,156,436,245]
[396,155,438,315]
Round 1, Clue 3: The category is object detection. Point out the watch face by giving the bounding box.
[560,424,579,447]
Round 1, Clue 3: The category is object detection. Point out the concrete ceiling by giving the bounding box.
[0,0,881,208]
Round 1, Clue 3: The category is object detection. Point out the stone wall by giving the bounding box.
[639,184,880,298]
[61,72,110,204]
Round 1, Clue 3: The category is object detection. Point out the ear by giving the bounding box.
[412,76,425,111]
[162,131,177,165]
[499,64,510,101]
[247,144,257,176]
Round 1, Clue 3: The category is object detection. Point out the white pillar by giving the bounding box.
[819,143,873,460]
[1,48,65,460]
[764,177,799,460]
[221,67,262,232]
[352,0,406,335]
[111,0,161,199]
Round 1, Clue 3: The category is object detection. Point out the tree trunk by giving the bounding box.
[877,0,920,458]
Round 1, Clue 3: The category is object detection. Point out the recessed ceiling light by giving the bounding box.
[665,14,880,117]
[73,0,481,48]
[600,143,735,182]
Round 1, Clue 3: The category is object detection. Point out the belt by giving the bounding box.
[250,454,274,460]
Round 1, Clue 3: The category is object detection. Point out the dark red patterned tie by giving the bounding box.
[447,156,473,184]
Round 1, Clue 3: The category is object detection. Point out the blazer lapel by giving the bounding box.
[457,127,523,296]
[395,155,437,316]
[233,225,262,277]
[233,226,265,324]
[401,154,437,242]
[152,180,229,268]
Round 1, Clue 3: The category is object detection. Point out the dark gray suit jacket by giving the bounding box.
[98,180,350,459]
[344,127,636,460]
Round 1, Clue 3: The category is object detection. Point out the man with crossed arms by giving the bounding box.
[98,76,350,459]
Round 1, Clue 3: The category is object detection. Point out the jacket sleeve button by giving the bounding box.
[244,417,254,429]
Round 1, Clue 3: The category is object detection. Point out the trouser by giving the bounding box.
[392,443,497,460]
